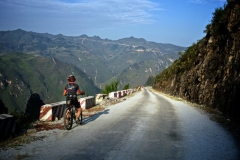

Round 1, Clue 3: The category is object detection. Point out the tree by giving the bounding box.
[101,80,119,95]
[122,84,130,90]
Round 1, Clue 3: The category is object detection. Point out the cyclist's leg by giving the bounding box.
[75,108,81,124]
[74,99,81,124]
[76,107,81,118]
[79,100,82,123]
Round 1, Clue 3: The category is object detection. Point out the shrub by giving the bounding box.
[122,84,130,90]
[101,80,119,95]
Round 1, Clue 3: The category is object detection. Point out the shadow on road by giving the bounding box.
[82,109,110,125]
[70,109,109,129]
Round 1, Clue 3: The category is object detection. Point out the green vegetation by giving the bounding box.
[209,6,229,51]
[145,76,155,86]
[211,7,228,36]
[122,84,130,90]
[101,80,119,95]
[154,43,199,83]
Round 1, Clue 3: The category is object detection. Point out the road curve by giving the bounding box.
[1,87,239,160]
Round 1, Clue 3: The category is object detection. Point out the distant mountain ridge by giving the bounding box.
[0,29,186,89]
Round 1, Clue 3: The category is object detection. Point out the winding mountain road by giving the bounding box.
[1,88,239,160]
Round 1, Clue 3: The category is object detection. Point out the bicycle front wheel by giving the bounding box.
[63,107,73,130]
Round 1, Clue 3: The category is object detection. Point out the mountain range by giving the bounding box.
[0,29,186,89]
[0,29,186,112]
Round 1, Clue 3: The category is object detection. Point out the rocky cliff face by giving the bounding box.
[153,0,240,121]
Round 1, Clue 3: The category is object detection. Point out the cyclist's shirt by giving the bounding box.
[65,83,80,95]
[64,83,81,108]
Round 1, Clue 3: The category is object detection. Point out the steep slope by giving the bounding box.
[0,53,100,112]
[152,0,240,121]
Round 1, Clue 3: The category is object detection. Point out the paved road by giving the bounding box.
[1,88,239,160]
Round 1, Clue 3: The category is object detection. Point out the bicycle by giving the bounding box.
[63,95,82,130]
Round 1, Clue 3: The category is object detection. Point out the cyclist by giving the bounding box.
[63,75,85,124]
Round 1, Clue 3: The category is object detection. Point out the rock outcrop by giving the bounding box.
[153,0,240,121]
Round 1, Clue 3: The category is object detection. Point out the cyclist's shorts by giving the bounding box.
[66,98,80,108]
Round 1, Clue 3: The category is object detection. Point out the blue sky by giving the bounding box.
[0,0,226,47]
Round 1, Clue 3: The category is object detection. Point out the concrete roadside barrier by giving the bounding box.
[126,89,134,95]
[40,88,138,121]
[117,91,121,98]
[51,102,67,121]
[39,96,96,121]
[108,88,137,99]
[121,90,126,97]
[79,96,95,109]
[109,92,117,99]
[0,114,16,140]
[39,101,66,121]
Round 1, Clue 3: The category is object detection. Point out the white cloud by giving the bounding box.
[0,0,162,29]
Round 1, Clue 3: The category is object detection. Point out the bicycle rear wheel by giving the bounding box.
[63,107,73,130]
